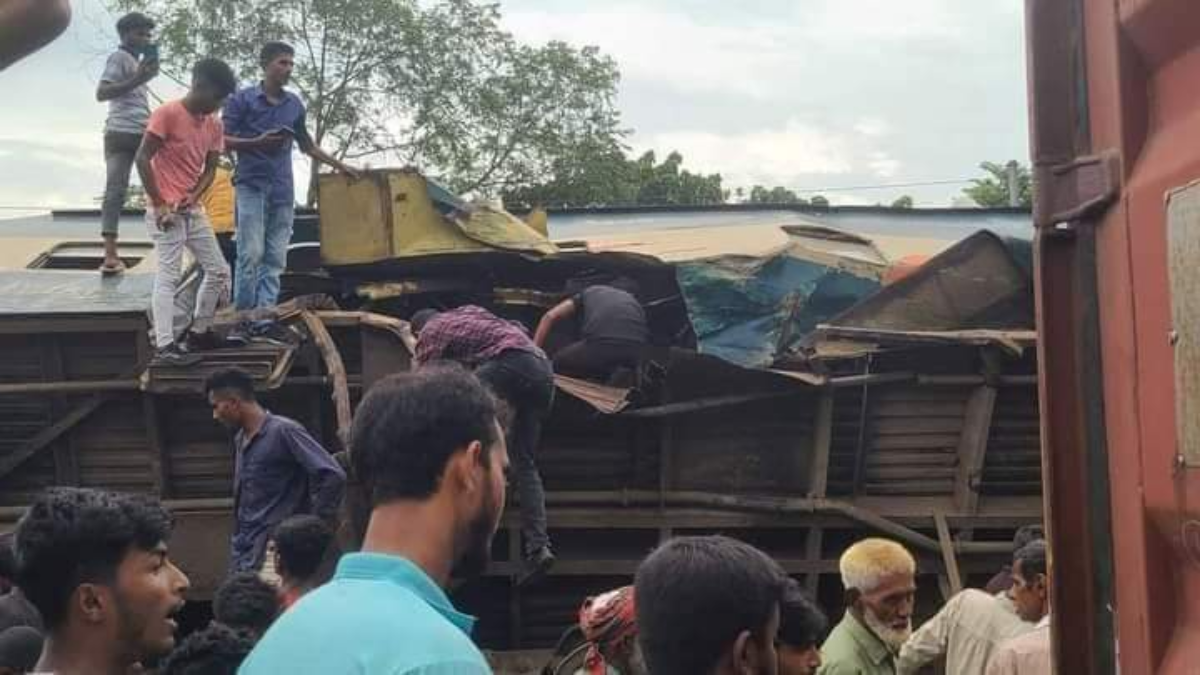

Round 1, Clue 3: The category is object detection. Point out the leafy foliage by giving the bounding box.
[503,150,725,208]
[962,161,1032,208]
[747,185,806,204]
[891,195,914,209]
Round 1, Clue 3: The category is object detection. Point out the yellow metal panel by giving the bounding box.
[318,172,393,265]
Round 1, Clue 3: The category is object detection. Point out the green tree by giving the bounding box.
[747,185,806,204]
[810,195,830,207]
[110,0,625,204]
[963,160,1033,208]
[891,195,914,209]
[505,149,724,207]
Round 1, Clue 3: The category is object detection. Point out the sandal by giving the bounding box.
[99,260,127,276]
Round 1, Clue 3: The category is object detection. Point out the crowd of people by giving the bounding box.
[0,362,1054,675]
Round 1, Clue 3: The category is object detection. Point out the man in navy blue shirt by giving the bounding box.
[204,367,346,573]
[222,42,358,346]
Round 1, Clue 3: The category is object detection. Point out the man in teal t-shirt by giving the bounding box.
[239,365,509,674]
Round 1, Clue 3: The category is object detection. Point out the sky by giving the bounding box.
[0,0,1030,214]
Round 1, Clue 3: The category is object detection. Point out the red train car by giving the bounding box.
[1026,0,1200,672]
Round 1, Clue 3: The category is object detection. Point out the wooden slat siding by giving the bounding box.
[671,397,814,494]
[827,388,865,495]
[955,386,999,513]
[980,386,1044,495]
[73,397,156,495]
[40,339,80,485]
[861,385,971,497]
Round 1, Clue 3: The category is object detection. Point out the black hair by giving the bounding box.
[259,42,295,68]
[158,623,254,675]
[204,368,256,402]
[273,515,334,584]
[635,535,786,675]
[0,626,42,671]
[192,58,238,99]
[1013,525,1044,553]
[350,366,500,506]
[212,572,279,636]
[1013,539,1047,580]
[13,487,173,630]
[409,309,439,335]
[777,579,828,649]
[0,533,15,581]
[116,12,154,36]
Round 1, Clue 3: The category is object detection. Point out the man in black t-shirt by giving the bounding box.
[534,284,649,382]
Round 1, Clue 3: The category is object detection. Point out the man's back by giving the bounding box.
[240,553,489,674]
[984,617,1051,675]
[576,286,648,344]
[898,588,1034,675]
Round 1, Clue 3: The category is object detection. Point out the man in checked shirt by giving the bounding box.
[410,306,556,585]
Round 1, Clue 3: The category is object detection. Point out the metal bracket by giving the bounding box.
[1034,150,1122,228]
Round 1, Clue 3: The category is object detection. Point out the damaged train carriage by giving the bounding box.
[0,171,1042,655]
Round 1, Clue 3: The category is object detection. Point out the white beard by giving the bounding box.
[862,607,912,651]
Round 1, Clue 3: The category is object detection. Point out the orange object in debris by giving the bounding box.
[883,255,930,285]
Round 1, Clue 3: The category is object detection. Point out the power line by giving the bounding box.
[787,178,975,193]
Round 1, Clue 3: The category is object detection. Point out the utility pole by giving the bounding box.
[1006,160,1020,207]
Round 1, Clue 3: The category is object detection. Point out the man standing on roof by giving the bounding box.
[534,283,649,384]
[410,306,556,585]
[96,12,158,276]
[222,42,358,347]
[204,368,345,574]
[135,58,235,366]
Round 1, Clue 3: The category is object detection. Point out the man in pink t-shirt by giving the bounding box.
[135,58,238,365]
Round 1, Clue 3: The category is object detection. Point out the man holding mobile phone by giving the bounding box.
[223,42,359,347]
[96,12,159,276]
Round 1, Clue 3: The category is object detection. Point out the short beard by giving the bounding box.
[862,607,911,651]
[451,483,499,580]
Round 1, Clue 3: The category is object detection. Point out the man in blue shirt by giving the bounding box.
[222,41,358,346]
[240,365,507,674]
[204,367,345,573]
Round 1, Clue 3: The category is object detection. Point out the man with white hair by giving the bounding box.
[818,538,916,675]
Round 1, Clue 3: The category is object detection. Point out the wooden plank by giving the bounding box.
[143,396,168,498]
[935,513,963,597]
[0,396,109,480]
[955,386,999,513]
[804,527,823,595]
[807,392,833,497]
[300,312,352,448]
[40,339,80,486]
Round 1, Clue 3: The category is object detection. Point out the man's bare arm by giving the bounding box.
[183,152,221,209]
[135,133,167,208]
[534,299,577,348]
[96,58,158,101]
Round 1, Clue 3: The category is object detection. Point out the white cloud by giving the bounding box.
[636,117,906,188]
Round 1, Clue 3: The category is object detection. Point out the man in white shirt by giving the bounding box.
[897,586,1035,674]
[985,541,1052,675]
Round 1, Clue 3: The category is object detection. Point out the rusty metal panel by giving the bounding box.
[1166,182,1200,465]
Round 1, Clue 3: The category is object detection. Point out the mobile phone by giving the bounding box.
[142,43,160,62]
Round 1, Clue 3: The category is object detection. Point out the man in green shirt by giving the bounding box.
[819,538,917,675]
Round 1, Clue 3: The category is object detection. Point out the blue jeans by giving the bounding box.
[234,186,294,312]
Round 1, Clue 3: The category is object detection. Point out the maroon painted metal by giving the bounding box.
[1027,0,1200,672]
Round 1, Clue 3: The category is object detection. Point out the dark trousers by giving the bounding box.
[475,349,555,555]
[101,132,143,237]
[552,339,644,382]
[216,232,237,296]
